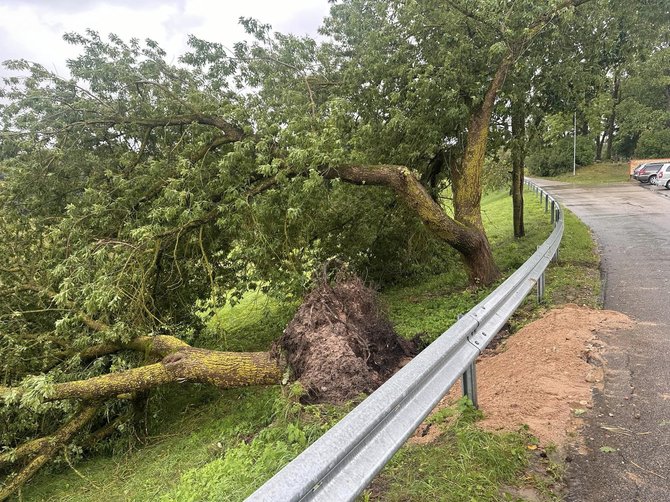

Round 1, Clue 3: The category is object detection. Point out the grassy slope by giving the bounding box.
[19,188,600,501]
[544,162,629,184]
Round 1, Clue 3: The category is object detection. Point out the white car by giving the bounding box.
[653,163,670,188]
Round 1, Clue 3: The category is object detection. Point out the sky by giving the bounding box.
[0,0,331,76]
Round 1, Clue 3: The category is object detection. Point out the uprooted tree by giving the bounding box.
[0,0,602,497]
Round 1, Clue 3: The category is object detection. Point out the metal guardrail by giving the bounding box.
[248,179,563,502]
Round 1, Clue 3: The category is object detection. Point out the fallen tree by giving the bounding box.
[0,277,418,499]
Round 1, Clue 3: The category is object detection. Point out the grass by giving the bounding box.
[542,162,630,184]
[19,187,601,501]
[202,291,296,352]
[364,399,532,502]
[21,386,281,501]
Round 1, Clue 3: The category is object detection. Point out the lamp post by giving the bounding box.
[572,112,577,176]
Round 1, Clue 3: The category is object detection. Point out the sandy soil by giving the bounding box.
[411,304,633,446]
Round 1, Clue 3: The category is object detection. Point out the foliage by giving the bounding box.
[18,183,601,501]
[528,136,595,177]
[483,150,513,194]
[0,0,646,493]
[634,129,670,158]
[614,47,670,158]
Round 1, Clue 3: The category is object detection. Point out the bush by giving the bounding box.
[634,128,670,158]
[527,136,595,176]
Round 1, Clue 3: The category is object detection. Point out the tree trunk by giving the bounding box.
[0,341,282,404]
[511,91,526,238]
[453,56,512,232]
[322,164,500,285]
[605,72,621,160]
[595,133,604,161]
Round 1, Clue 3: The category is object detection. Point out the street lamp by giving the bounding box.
[572,112,577,176]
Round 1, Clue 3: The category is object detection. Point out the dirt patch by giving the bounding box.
[280,275,421,403]
[412,304,633,446]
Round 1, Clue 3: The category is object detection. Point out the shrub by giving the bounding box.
[527,136,595,176]
[634,128,670,158]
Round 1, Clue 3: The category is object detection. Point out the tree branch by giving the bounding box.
[0,337,281,404]
[0,406,99,502]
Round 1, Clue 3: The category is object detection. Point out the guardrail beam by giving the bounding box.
[248,179,564,502]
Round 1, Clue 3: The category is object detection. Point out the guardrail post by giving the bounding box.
[545,194,549,213]
[550,200,555,224]
[457,313,479,408]
[537,272,545,303]
[462,362,478,408]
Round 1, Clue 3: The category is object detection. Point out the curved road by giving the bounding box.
[532,178,670,501]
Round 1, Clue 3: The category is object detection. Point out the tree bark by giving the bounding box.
[511,93,526,238]
[453,56,513,232]
[0,337,282,403]
[595,133,604,161]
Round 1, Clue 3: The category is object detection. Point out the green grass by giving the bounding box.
[21,386,281,501]
[202,291,296,352]
[543,162,630,184]
[19,187,601,501]
[365,399,532,502]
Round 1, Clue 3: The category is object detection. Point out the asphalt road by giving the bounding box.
[531,178,670,501]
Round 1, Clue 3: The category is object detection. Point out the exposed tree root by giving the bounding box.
[281,275,421,403]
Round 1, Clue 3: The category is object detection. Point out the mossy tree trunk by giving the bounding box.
[1,340,282,404]
[0,335,283,501]
[322,164,500,285]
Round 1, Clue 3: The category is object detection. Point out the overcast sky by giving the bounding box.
[0,0,331,76]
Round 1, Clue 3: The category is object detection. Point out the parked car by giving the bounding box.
[635,162,664,183]
[653,163,670,188]
[632,163,648,180]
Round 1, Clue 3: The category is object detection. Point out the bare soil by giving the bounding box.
[280,276,421,403]
[412,304,633,446]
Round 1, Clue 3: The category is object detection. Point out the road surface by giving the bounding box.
[531,178,670,501]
